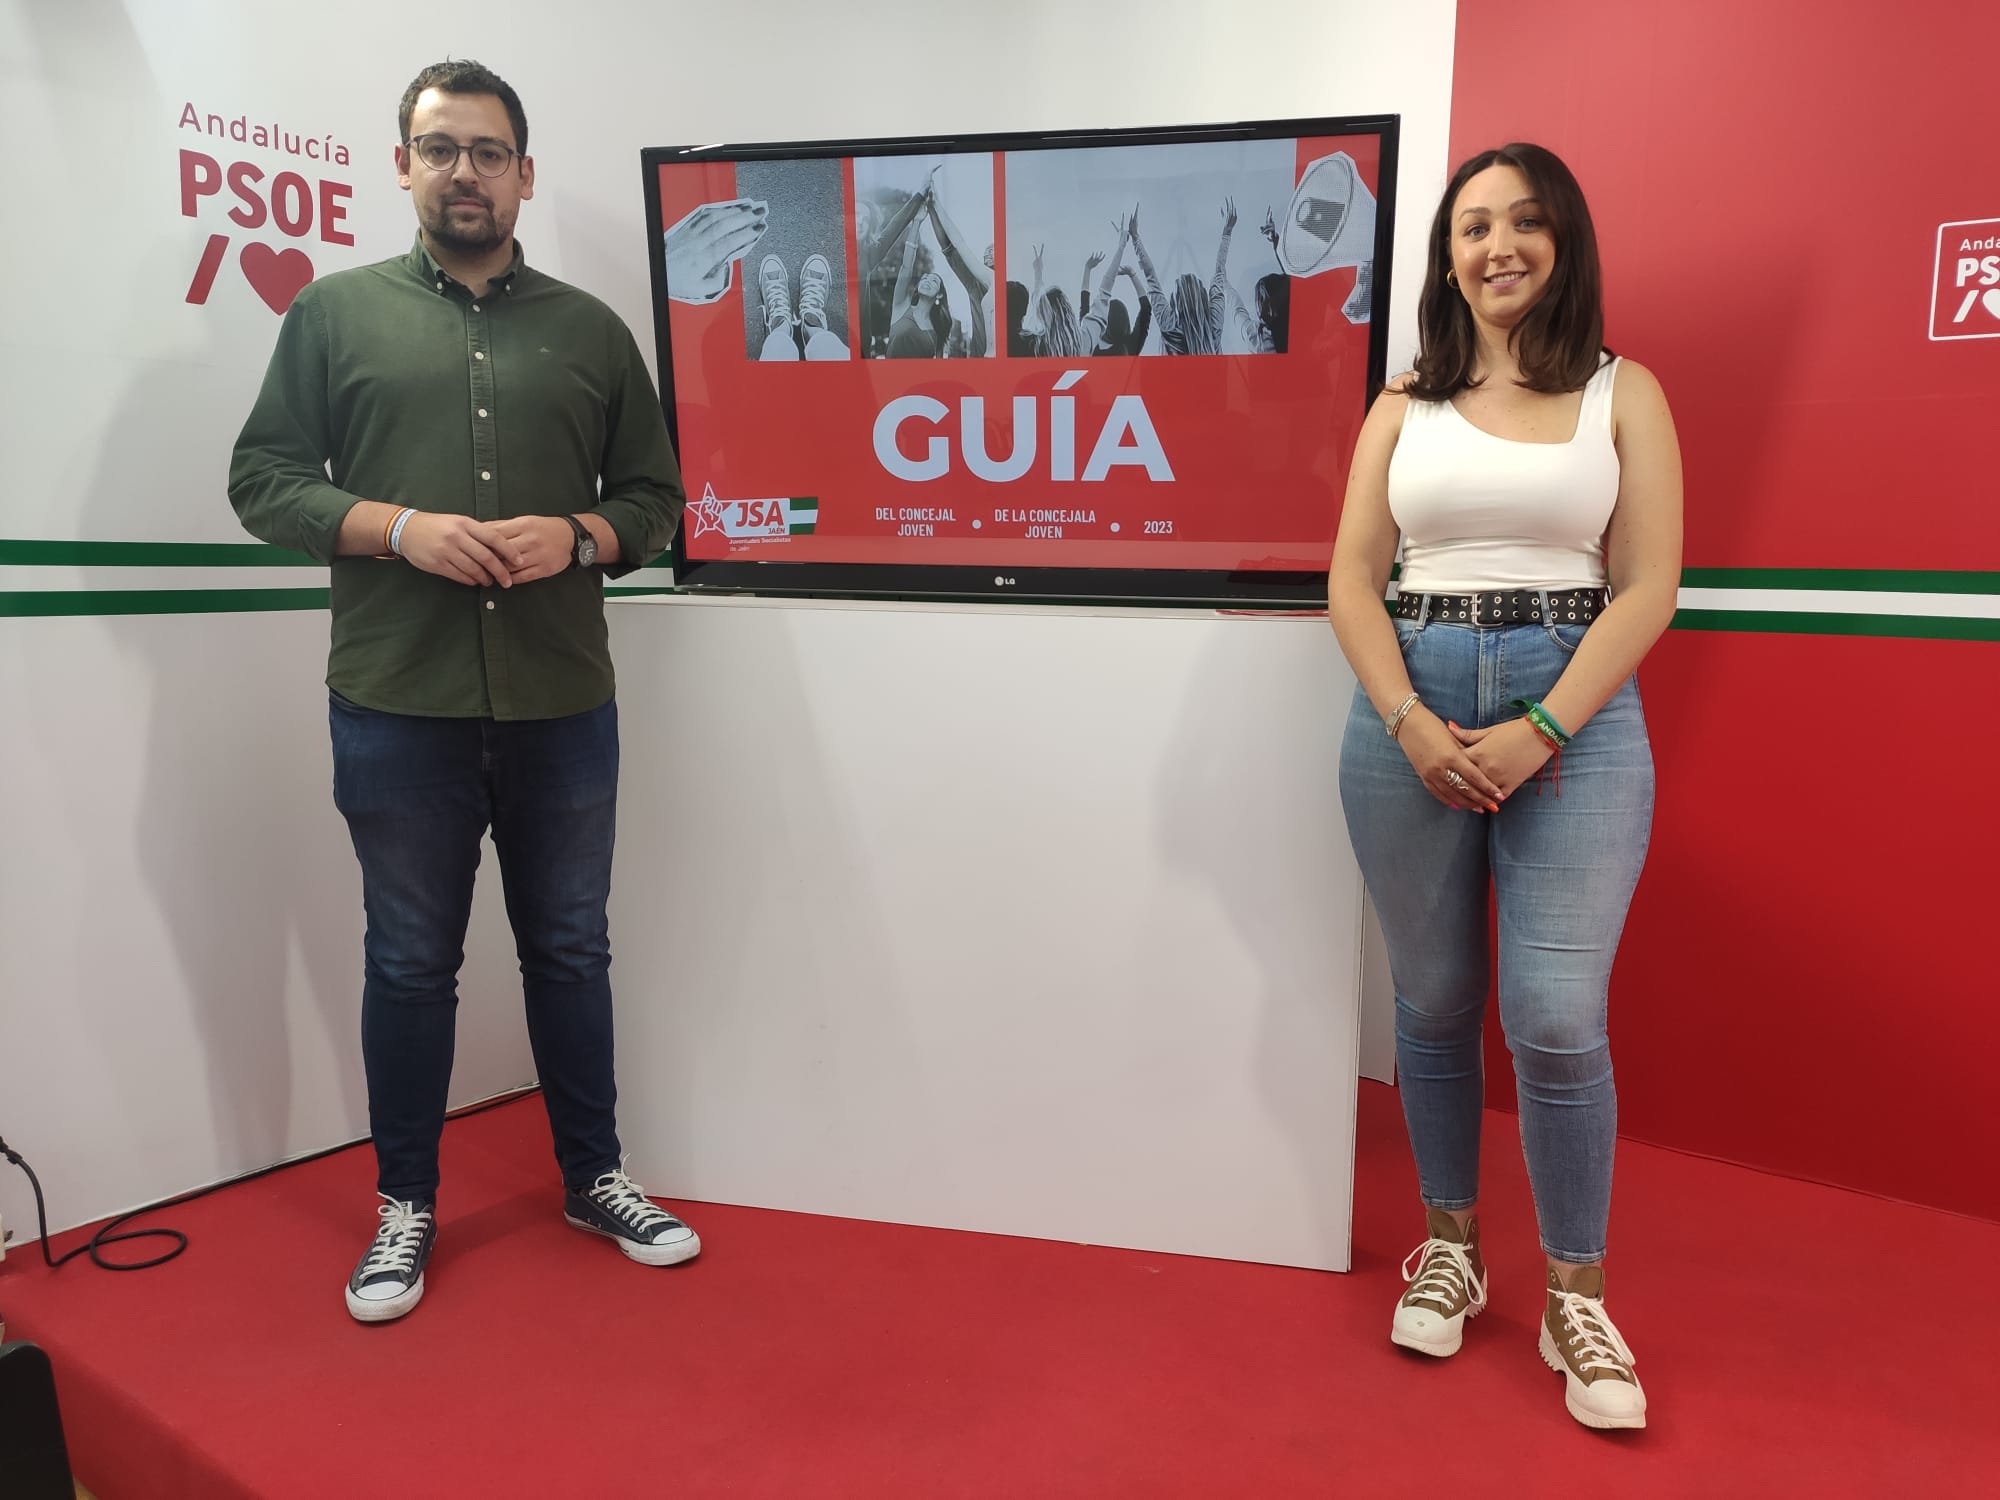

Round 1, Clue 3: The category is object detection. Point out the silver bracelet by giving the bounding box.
[1385,692,1420,740]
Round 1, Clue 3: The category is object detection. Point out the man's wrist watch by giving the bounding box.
[562,514,598,569]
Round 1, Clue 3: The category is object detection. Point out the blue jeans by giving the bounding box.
[1339,613,1654,1262]
[329,693,624,1204]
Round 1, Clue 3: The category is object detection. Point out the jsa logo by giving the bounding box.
[1930,219,2000,341]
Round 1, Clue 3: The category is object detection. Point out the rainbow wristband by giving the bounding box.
[1509,698,1571,749]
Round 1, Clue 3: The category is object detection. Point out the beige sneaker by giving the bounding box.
[1391,1208,1488,1357]
[1539,1265,1647,1430]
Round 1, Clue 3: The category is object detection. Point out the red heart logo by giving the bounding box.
[239,242,315,314]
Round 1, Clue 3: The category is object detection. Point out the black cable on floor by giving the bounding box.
[0,1085,541,1273]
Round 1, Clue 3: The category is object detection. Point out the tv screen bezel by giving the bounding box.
[639,113,1399,609]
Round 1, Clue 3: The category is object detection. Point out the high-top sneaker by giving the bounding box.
[1391,1208,1487,1357]
[564,1158,702,1267]
[798,253,833,334]
[758,254,793,336]
[345,1196,436,1324]
[1539,1264,1647,1430]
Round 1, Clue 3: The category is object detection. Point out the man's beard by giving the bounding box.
[426,194,506,253]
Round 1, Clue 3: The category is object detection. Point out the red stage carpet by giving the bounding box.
[3,1083,1993,1498]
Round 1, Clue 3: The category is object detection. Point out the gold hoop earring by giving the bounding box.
[1445,269,1459,288]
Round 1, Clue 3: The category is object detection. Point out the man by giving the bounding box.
[229,60,694,1324]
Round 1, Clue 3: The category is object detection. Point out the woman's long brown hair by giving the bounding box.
[1404,143,1607,401]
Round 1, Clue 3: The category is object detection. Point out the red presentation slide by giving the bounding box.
[649,124,1389,595]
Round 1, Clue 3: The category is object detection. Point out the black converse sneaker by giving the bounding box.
[564,1158,701,1266]
[344,1195,436,1323]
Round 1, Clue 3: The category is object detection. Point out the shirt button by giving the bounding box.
[481,470,491,481]
[472,303,482,311]
[477,408,488,418]
[485,600,496,611]
[474,351,486,360]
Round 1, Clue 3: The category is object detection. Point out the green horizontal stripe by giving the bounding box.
[1672,609,2000,642]
[0,540,677,570]
[6,590,1991,640]
[0,585,682,616]
[1679,567,2000,595]
[0,588,331,618]
[5,543,1996,596]
[0,540,320,567]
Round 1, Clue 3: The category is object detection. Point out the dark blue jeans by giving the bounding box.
[329,692,623,1204]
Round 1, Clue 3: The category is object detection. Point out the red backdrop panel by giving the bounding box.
[1446,0,2000,1218]
[1448,0,2000,571]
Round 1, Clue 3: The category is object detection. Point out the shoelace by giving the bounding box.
[762,267,793,332]
[1400,1236,1485,1312]
[358,1196,431,1279]
[587,1157,679,1236]
[1554,1291,1638,1376]
[798,265,828,330]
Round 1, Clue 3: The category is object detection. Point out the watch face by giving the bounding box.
[577,535,597,567]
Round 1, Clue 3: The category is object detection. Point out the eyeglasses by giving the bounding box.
[404,133,522,178]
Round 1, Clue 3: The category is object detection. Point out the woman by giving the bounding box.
[923,182,992,358]
[1005,280,1033,357]
[887,215,945,359]
[1128,199,1234,355]
[858,189,932,358]
[1089,264,1152,356]
[1026,233,1128,358]
[1032,283,1082,358]
[1228,272,1289,354]
[1327,144,1682,1432]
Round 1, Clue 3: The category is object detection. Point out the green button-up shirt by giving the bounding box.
[228,236,684,720]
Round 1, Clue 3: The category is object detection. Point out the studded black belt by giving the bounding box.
[1390,587,1608,627]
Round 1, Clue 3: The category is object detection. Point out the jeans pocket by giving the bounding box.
[1542,621,1590,656]
[1394,618,1422,656]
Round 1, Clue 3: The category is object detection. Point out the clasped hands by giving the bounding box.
[1398,708,1556,812]
[396,512,578,588]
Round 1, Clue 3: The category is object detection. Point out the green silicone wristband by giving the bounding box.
[1509,698,1572,748]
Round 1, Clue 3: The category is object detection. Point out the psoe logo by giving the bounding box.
[178,102,357,315]
[1930,218,2000,341]
[686,483,818,543]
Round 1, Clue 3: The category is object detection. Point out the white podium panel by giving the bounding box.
[607,598,1366,1270]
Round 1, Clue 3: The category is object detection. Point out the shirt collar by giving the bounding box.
[406,233,527,296]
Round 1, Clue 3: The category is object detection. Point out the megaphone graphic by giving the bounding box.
[1277,151,1377,325]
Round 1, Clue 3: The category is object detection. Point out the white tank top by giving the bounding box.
[1388,355,1621,593]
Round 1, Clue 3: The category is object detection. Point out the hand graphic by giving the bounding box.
[664,199,769,304]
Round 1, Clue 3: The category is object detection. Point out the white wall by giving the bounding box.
[0,613,536,1235]
[0,0,1453,1238]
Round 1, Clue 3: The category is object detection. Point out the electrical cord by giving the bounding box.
[0,1084,541,1273]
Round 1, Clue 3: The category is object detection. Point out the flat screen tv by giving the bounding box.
[641,114,1397,606]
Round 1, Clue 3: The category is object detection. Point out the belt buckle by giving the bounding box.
[1470,590,1494,626]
